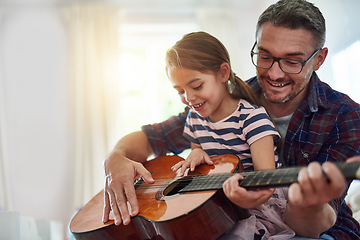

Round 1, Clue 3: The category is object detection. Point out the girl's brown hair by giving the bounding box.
[166,31,260,106]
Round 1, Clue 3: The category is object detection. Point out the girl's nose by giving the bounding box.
[184,90,195,102]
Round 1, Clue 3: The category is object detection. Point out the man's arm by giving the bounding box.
[284,161,351,237]
[103,131,155,225]
[105,131,154,166]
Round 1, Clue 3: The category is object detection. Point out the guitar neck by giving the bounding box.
[178,161,360,193]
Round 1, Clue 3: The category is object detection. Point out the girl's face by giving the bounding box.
[168,67,231,121]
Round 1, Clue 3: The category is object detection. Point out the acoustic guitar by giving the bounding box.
[69,154,360,240]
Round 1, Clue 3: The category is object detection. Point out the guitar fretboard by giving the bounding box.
[178,161,360,193]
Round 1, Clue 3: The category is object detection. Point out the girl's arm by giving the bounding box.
[223,135,276,209]
[250,135,276,171]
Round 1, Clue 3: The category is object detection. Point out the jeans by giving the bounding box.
[289,234,334,240]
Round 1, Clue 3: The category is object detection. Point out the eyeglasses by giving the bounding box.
[250,42,321,74]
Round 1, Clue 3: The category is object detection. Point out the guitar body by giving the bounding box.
[70,154,248,240]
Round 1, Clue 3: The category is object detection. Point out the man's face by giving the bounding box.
[255,22,326,105]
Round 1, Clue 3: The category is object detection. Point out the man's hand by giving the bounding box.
[289,161,346,207]
[285,161,348,238]
[102,152,154,225]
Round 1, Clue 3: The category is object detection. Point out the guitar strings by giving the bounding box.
[127,162,360,193]
[134,173,239,193]
[134,167,301,191]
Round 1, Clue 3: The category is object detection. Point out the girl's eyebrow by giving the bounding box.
[173,78,201,89]
[187,78,201,85]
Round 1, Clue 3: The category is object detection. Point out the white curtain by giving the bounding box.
[62,3,122,209]
[0,8,12,211]
[196,8,243,76]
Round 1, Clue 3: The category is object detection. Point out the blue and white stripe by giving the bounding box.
[183,99,280,170]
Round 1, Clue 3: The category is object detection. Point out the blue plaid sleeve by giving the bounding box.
[142,108,191,157]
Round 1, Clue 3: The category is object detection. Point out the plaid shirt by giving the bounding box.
[248,72,360,239]
[142,72,360,239]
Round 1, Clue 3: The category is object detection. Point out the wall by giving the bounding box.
[316,0,360,94]
[1,3,73,237]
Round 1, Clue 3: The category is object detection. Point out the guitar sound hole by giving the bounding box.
[163,177,192,196]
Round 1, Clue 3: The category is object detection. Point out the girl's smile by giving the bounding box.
[189,101,206,112]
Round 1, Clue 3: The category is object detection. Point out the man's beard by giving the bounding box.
[260,76,307,104]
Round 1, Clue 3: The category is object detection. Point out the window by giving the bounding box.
[116,21,197,139]
[332,41,360,103]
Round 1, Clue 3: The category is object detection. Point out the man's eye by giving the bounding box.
[259,54,272,60]
[178,90,185,95]
[284,59,300,65]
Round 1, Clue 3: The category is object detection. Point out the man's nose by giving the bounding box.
[267,61,286,80]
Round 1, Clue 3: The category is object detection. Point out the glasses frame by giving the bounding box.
[250,42,321,74]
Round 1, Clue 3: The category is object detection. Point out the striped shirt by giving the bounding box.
[183,99,280,170]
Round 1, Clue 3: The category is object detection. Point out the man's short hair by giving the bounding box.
[256,0,326,49]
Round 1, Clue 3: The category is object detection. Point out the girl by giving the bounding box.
[166,31,294,239]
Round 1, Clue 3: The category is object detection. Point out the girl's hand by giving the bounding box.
[171,148,213,176]
[223,174,274,209]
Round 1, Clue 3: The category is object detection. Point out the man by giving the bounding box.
[103,0,360,239]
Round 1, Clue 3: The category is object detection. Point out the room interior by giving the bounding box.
[0,0,359,239]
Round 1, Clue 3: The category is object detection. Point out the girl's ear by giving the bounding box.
[219,63,231,83]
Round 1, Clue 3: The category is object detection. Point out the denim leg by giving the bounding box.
[289,234,334,240]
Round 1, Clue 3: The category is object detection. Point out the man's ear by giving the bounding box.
[220,63,231,82]
[314,47,328,71]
